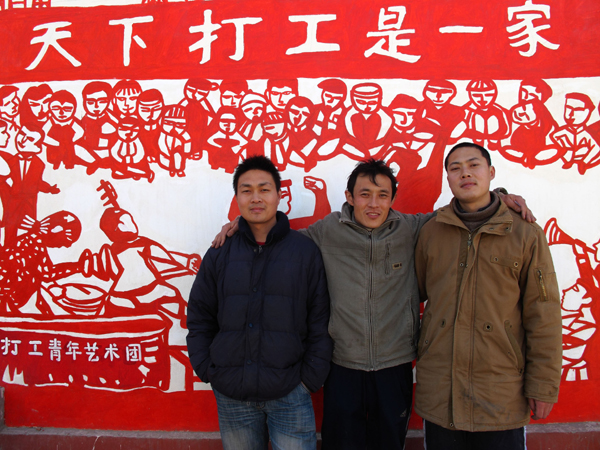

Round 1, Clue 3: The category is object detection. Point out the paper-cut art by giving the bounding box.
[551,93,600,175]
[337,83,392,160]
[463,79,510,151]
[546,218,599,382]
[207,106,248,173]
[0,0,600,432]
[1,124,59,246]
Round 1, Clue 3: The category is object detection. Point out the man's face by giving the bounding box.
[424,87,455,107]
[263,122,285,138]
[512,102,537,125]
[138,100,163,123]
[242,102,264,121]
[519,85,542,103]
[117,124,139,142]
[28,94,52,119]
[50,100,75,122]
[15,126,43,154]
[288,105,311,127]
[0,127,9,148]
[268,86,295,111]
[446,146,495,211]
[392,107,417,128]
[84,91,110,118]
[469,89,496,109]
[345,174,394,229]
[0,92,20,118]
[114,90,140,115]
[218,113,237,134]
[353,96,380,114]
[236,169,281,231]
[185,85,208,102]
[221,90,244,108]
[162,117,186,135]
[322,91,344,110]
[564,98,591,127]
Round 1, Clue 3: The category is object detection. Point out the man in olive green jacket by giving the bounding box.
[415,142,562,450]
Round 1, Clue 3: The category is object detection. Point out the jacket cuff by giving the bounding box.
[524,381,559,403]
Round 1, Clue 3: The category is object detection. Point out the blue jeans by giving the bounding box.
[213,383,317,450]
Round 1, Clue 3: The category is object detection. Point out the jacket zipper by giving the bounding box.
[384,243,391,275]
[368,231,374,370]
[537,269,547,301]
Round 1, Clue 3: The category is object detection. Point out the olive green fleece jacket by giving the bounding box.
[302,202,433,371]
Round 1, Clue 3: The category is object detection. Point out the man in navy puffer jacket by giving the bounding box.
[187,155,332,450]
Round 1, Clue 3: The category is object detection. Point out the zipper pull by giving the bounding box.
[467,233,472,249]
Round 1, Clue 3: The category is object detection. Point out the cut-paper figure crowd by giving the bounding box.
[1,75,599,391]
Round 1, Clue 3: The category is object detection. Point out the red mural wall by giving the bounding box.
[0,0,600,431]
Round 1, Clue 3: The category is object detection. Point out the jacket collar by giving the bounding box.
[339,202,402,231]
[436,198,514,236]
[239,211,290,246]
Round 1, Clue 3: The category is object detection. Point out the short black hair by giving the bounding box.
[445,142,492,170]
[233,156,282,193]
[347,159,397,199]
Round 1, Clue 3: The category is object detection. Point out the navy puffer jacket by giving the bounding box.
[187,212,332,401]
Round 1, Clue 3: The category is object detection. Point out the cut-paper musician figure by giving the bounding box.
[0,211,82,315]
[87,181,200,331]
[545,218,600,381]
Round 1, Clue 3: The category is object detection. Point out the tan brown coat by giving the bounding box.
[414,200,561,432]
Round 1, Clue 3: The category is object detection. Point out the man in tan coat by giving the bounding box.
[415,142,562,449]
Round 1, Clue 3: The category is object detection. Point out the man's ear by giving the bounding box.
[490,166,496,181]
[345,190,354,206]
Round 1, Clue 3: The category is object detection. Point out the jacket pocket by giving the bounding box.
[490,254,521,270]
[535,269,559,303]
[417,310,433,360]
[504,320,525,374]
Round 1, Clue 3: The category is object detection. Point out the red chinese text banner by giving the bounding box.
[1,0,600,84]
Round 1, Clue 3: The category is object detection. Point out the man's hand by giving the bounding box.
[528,398,554,420]
[500,193,536,223]
[211,216,240,248]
